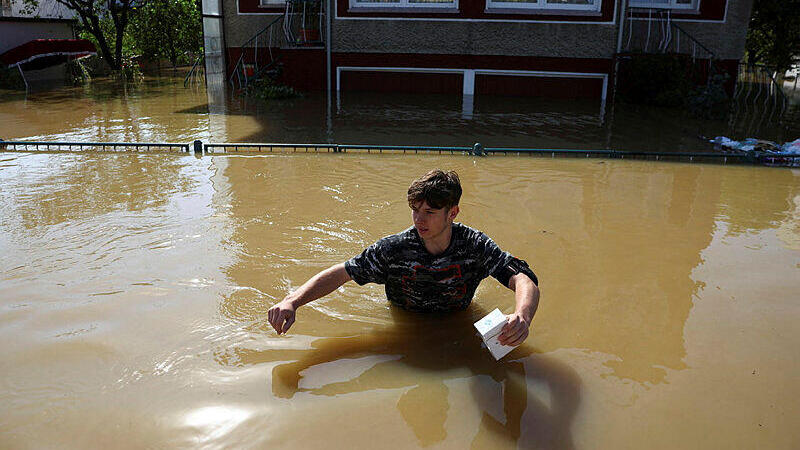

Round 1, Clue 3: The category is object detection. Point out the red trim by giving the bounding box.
[476,74,604,98]
[339,71,605,97]
[337,0,614,22]
[629,0,726,20]
[341,71,464,93]
[238,0,284,14]
[226,48,615,95]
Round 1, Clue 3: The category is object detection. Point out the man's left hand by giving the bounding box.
[498,312,531,346]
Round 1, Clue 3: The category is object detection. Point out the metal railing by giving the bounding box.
[729,64,792,136]
[0,140,190,153]
[623,9,716,60]
[621,8,721,83]
[283,0,325,47]
[184,55,205,88]
[203,142,799,166]
[2,139,798,167]
[229,15,285,91]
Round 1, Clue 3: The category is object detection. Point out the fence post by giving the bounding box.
[193,140,203,155]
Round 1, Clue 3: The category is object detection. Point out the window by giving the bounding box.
[487,0,601,12]
[628,0,698,9]
[259,0,285,6]
[350,0,458,9]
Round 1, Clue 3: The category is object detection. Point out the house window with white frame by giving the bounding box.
[350,0,458,9]
[487,0,601,12]
[628,0,698,9]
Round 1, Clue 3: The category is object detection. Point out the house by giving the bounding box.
[203,0,753,111]
[0,0,81,84]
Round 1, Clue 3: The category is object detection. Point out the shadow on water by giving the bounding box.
[224,304,581,449]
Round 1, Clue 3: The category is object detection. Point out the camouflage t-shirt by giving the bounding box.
[344,223,537,312]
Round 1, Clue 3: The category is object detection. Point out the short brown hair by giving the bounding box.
[407,169,462,210]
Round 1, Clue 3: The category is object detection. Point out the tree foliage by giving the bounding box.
[128,0,202,67]
[12,0,202,73]
[62,0,137,71]
[745,0,800,73]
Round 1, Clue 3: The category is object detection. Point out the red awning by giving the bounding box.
[1,39,96,70]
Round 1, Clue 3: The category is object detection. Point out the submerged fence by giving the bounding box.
[0,140,190,153]
[2,138,798,167]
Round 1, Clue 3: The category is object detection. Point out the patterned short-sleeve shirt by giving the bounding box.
[345,223,537,312]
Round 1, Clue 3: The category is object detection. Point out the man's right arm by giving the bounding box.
[267,263,352,335]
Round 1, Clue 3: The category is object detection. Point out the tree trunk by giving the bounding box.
[90,15,120,70]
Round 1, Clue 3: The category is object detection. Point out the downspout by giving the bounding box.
[326,0,332,95]
[616,0,627,54]
[611,0,628,101]
[605,0,628,143]
[325,0,333,141]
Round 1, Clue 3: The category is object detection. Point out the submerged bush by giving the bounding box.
[111,56,144,82]
[245,77,301,100]
[66,58,92,85]
[687,73,731,119]
[617,53,732,118]
[0,66,25,90]
[618,53,694,107]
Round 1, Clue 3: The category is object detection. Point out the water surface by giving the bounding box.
[1,150,798,449]
[1,77,796,148]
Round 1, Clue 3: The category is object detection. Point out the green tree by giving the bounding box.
[128,0,202,67]
[745,0,800,74]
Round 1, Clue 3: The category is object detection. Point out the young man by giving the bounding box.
[268,169,540,346]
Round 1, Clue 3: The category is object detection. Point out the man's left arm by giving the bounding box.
[498,273,540,346]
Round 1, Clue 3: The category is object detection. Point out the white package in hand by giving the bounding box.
[474,308,517,360]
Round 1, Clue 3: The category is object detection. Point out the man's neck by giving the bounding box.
[422,223,453,256]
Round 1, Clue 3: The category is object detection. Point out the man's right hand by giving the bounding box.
[266,263,352,336]
[268,299,296,335]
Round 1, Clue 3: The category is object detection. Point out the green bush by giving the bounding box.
[0,66,25,90]
[66,58,92,85]
[111,56,144,82]
[618,53,694,107]
[687,73,731,119]
[245,77,302,100]
[617,53,732,118]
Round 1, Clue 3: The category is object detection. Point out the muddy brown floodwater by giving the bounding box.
[1,79,799,449]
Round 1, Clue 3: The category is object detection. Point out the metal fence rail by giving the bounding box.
[2,139,798,167]
[205,142,799,166]
[205,143,339,154]
[0,140,190,153]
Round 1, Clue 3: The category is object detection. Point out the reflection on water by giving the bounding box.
[1,77,796,149]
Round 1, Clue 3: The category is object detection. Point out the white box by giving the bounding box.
[474,308,517,360]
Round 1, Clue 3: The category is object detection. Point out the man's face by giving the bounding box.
[411,201,458,241]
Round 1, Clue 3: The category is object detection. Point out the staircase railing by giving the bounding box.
[620,8,725,88]
[729,63,792,136]
[184,55,205,87]
[622,9,717,60]
[283,0,325,46]
[229,14,284,91]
